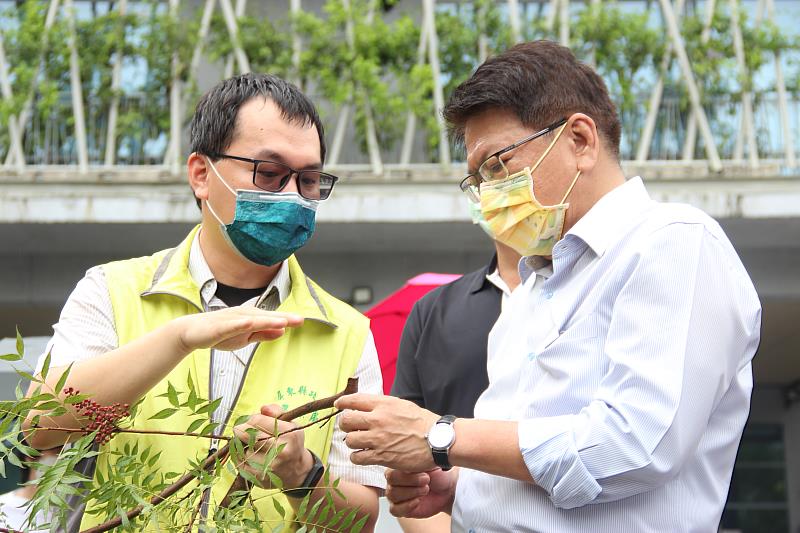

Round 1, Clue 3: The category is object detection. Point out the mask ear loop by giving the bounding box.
[528,121,569,176]
[204,156,236,226]
[526,121,569,203]
[560,170,582,204]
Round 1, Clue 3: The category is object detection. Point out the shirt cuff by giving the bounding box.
[519,415,601,509]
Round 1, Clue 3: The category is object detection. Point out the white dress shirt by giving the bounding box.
[37,232,385,491]
[485,267,514,311]
[451,177,761,532]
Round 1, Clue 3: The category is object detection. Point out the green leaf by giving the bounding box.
[266,470,282,489]
[200,422,218,436]
[186,372,195,394]
[40,350,51,380]
[15,326,23,357]
[16,370,39,383]
[186,418,204,434]
[239,468,259,487]
[296,491,311,520]
[306,496,324,523]
[148,408,177,420]
[35,401,62,411]
[65,393,88,405]
[186,386,198,411]
[6,451,21,468]
[54,364,72,396]
[167,382,179,408]
[273,497,286,518]
[0,353,21,362]
[351,514,369,533]
[340,507,359,529]
[195,397,222,415]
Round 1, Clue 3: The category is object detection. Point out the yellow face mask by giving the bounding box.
[478,124,581,257]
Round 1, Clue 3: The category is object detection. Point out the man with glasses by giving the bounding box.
[336,41,761,532]
[25,74,384,532]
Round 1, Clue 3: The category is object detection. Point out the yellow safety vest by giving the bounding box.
[79,226,369,531]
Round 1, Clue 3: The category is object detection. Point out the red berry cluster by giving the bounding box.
[64,388,130,445]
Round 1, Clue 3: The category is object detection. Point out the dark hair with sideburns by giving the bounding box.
[189,73,326,208]
[443,40,621,159]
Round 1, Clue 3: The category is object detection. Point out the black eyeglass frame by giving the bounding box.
[459,117,568,202]
[208,152,340,201]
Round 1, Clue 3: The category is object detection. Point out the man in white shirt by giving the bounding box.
[336,40,761,532]
[24,73,384,531]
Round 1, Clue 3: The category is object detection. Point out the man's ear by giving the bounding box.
[187,152,210,204]
[567,113,600,173]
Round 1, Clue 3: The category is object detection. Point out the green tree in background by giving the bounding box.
[0,0,797,164]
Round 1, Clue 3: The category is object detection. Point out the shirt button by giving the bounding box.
[544,291,554,300]
[469,529,476,533]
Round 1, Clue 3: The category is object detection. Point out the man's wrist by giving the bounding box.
[288,448,315,490]
[285,449,325,499]
[167,316,194,357]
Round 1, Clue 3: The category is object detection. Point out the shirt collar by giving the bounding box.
[566,176,652,257]
[519,255,553,284]
[485,268,513,297]
[188,230,292,308]
[469,254,499,294]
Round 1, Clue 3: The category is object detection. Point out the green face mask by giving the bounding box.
[205,157,318,266]
[468,198,496,240]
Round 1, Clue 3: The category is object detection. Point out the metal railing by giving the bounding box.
[6,91,800,171]
[0,0,798,181]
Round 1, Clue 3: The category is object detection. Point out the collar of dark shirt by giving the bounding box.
[469,254,500,294]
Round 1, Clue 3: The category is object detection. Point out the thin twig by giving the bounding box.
[183,488,206,533]
[29,425,232,441]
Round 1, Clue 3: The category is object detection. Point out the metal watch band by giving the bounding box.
[284,450,325,499]
[431,414,456,471]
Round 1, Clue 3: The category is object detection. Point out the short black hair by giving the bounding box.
[443,40,621,158]
[189,74,326,207]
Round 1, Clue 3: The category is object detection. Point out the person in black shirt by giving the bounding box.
[390,229,520,532]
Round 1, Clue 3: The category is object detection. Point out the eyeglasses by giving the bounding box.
[209,153,340,201]
[459,118,567,203]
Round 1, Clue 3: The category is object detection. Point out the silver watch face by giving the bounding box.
[428,422,455,449]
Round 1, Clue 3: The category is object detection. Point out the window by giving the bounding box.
[720,423,789,533]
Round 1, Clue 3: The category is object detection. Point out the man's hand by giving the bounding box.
[386,468,457,519]
[232,404,313,490]
[175,307,304,353]
[335,394,439,472]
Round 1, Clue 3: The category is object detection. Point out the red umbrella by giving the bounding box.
[365,273,462,394]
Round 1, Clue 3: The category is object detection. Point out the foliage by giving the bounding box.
[0,329,367,532]
[572,4,664,115]
[296,0,422,155]
[0,0,797,164]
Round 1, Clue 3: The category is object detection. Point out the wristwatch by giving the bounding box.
[426,415,457,471]
[284,450,325,499]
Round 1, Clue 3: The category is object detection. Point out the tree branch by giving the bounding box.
[79,378,358,533]
[219,377,358,508]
